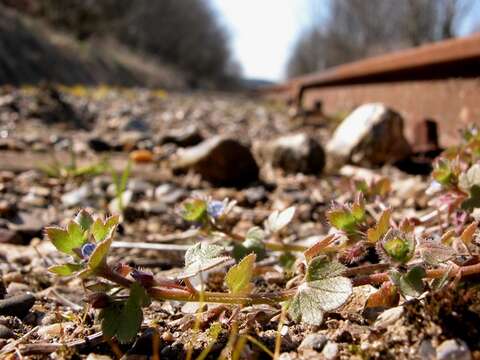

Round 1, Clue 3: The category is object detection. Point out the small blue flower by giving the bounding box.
[81,242,96,258]
[207,200,225,219]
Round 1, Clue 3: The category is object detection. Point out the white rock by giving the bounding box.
[374,306,404,329]
[322,341,339,360]
[326,103,411,169]
[436,339,471,360]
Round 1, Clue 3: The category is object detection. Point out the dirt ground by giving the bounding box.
[0,85,479,359]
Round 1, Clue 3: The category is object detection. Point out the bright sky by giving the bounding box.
[212,0,480,83]
[211,0,311,82]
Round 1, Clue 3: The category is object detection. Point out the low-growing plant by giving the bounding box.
[44,127,480,351]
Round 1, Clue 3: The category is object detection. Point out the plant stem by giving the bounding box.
[100,264,297,305]
[351,261,480,286]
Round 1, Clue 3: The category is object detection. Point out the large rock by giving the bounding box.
[173,136,259,187]
[326,103,411,169]
[257,133,325,174]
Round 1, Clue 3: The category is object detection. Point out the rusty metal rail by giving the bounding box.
[262,33,480,148]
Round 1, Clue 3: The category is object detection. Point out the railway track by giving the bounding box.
[262,33,480,149]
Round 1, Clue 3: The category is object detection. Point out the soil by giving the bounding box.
[0,85,479,359]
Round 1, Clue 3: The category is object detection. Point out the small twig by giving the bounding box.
[112,241,193,251]
[50,289,83,311]
[0,326,39,355]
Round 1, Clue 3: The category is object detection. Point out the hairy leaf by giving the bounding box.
[75,210,94,231]
[389,266,426,298]
[265,207,295,233]
[367,209,392,243]
[306,256,346,282]
[226,253,256,294]
[100,283,149,344]
[233,226,267,261]
[327,208,357,234]
[45,221,87,256]
[92,215,119,242]
[461,185,480,210]
[179,243,230,279]
[48,263,83,276]
[288,277,352,326]
[364,282,399,309]
[461,222,478,245]
[418,241,455,265]
[181,199,207,222]
[88,233,114,270]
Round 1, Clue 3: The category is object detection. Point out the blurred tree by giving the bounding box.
[287,0,476,78]
[1,0,237,88]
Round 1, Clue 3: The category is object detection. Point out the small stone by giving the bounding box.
[88,137,113,152]
[130,149,154,163]
[0,228,20,244]
[322,341,339,360]
[374,306,404,329]
[123,117,150,132]
[61,184,91,207]
[6,282,31,296]
[257,133,325,174]
[418,339,436,360]
[326,103,411,169]
[173,136,259,187]
[86,354,113,360]
[0,294,35,318]
[299,334,327,352]
[436,339,471,360]
[37,322,74,339]
[0,324,14,339]
[161,125,203,147]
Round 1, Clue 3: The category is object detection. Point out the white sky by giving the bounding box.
[211,0,480,83]
[211,0,311,82]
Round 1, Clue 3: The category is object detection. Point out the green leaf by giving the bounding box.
[178,243,230,279]
[100,283,150,344]
[367,209,392,243]
[226,253,256,294]
[462,185,480,210]
[351,195,365,222]
[100,303,122,338]
[432,159,454,186]
[306,256,346,282]
[46,222,87,255]
[327,208,357,234]
[378,229,415,264]
[48,263,83,276]
[265,207,295,233]
[459,164,480,191]
[288,277,352,325]
[233,226,267,261]
[181,199,207,222]
[75,210,94,231]
[92,215,119,242]
[279,252,296,270]
[88,233,114,270]
[289,255,352,325]
[417,241,455,265]
[389,266,426,298]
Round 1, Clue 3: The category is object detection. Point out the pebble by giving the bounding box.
[436,339,471,360]
[0,324,14,339]
[61,184,91,207]
[322,341,339,360]
[6,282,31,296]
[37,322,74,339]
[298,333,327,352]
[0,294,35,318]
[86,354,113,360]
[374,306,404,329]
